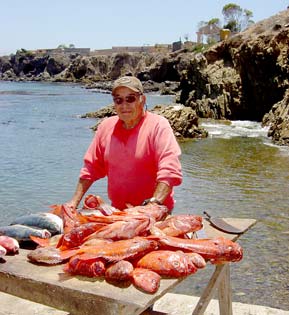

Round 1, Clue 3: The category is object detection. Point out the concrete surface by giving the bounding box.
[0,291,288,315]
[153,293,289,315]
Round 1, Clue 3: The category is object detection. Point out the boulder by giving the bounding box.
[82,104,207,139]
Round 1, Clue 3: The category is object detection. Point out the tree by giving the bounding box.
[57,44,67,49]
[222,3,253,32]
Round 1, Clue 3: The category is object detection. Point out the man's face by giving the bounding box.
[112,87,146,128]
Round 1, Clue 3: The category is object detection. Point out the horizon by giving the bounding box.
[0,0,287,56]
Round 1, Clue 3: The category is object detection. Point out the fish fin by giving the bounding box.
[59,248,79,260]
[29,235,50,247]
[49,204,62,216]
[56,234,64,248]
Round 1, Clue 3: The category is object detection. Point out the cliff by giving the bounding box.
[1,9,289,145]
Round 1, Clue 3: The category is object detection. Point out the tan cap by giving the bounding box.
[112,76,144,94]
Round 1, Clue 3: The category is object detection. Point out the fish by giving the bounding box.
[135,250,197,277]
[0,224,51,242]
[0,235,20,254]
[80,238,113,248]
[10,212,63,235]
[105,260,134,282]
[50,204,80,233]
[131,268,161,294]
[27,246,63,265]
[57,222,108,250]
[0,245,7,258]
[83,216,153,241]
[154,235,243,263]
[151,214,203,237]
[82,194,119,216]
[186,252,207,269]
[63,255,106,277]
[123,204,169,221]
[60,237,159,263]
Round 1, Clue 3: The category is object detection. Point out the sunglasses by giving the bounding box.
[113,94,141,105]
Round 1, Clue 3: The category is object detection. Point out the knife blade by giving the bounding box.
[203,211,245,234]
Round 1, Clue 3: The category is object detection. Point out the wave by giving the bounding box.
[200,119,269,139]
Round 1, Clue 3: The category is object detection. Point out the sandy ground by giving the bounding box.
[0,291,288,315]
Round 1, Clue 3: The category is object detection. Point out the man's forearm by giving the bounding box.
[69,178,94,208]
[153,182,172,204]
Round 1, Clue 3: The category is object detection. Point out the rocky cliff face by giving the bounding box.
[1,9,289,145]
[180,9,289,124]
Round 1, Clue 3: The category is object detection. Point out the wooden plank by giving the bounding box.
[218,264,232,315]
[0,218,257,315]
[191,218,256,315]
[0,250,183,315]
[192,264,227,315]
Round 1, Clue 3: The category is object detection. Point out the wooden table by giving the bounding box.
[0,218,256,315]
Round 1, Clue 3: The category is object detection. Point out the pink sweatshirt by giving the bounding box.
[79,111,182,210]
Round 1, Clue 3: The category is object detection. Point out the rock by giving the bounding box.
[262,88,289,145]
[1,9,289,145]
[83,104,208,139]
[151,104,208,138]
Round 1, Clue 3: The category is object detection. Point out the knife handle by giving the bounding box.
[203,211,211,219]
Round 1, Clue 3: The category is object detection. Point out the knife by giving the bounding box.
[203,211,245,234]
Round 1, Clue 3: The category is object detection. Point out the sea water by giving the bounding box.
[0,81,288,310]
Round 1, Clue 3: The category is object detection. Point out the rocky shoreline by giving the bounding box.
[1,9,289,145]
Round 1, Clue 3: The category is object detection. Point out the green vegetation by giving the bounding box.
[197,2,254,43]
[222,3,254,32]
[57,44,76,49]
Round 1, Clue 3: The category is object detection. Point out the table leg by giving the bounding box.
[218,264,232,315]
[192,264,232,315]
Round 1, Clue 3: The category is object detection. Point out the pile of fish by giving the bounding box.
[0,212,63,241]
[0,195,243,294]
[0,212,63,259]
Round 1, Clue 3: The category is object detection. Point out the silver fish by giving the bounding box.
[0,224,51,241]
[10,212,63,235]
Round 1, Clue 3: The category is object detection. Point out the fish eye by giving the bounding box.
[173,261,180,268]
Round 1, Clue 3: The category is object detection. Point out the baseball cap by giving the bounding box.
[112,76,144,94]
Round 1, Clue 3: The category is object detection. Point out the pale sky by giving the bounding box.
[0,0,287,55]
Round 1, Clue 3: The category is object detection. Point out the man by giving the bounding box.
[67,76,182,211]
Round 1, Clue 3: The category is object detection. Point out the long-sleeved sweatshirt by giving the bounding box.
[79,111,182,210]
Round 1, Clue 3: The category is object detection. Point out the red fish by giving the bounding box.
[57,222,108,250]
[105,260,134,282]
[84,216,153,241]
[0,245,6,258]
[151,214,203,237]
[64,255,106,277]
[131,268,161,294]
[82,194,119,216]
[154,236,243,263]
[135,250,197,277]
[123,204,169,221]
[60,237,159,263]
[50,204,80,233]
[0,235,19,254]
[27,246,63,265]
[186,252,207,269]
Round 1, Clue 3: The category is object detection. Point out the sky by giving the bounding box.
[0,0,287,56]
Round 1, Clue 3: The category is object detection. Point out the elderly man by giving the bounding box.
[67,76,182,211]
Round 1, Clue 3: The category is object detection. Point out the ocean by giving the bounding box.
[0,81,288,310]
